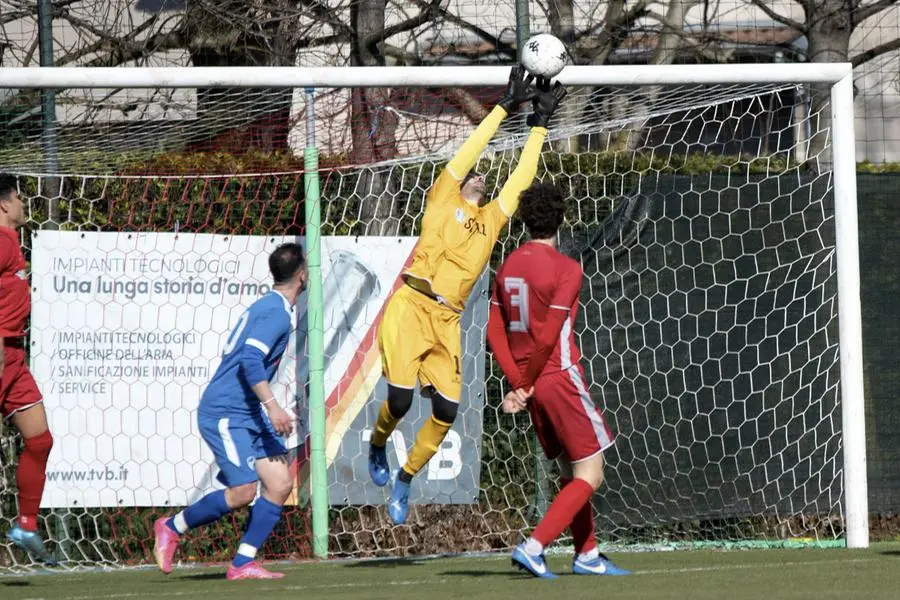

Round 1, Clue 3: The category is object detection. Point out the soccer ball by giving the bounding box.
[520,33,569,79]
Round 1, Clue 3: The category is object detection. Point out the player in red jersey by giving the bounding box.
[0,175,55,565]
[487,181,629,578]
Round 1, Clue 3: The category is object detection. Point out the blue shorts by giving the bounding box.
[198,414,287,487]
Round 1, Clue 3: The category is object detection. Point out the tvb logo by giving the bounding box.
[361,429,463,480]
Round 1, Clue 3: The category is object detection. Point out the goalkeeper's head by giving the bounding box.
[461,171,486,205]
[519,181,565,241]
[270,242,307,303]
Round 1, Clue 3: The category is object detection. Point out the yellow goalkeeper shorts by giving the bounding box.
[377,284,462,403]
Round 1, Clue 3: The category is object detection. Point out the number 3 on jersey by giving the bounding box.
[222,311,250,355]
[504,277,529,333]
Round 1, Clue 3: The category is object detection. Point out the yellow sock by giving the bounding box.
[370,401,399,447]
[402,416,452,477]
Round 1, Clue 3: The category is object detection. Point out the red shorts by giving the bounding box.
[0,344,43,420]
[529,366,614,462]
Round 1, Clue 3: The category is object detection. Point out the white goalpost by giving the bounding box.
[0,63,867,571]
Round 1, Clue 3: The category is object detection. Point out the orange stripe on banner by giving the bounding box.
[287,244,417,501]
[324,247,416,412]
[325,356,383,464]
[327,348,380,428]
[287,356,381,507]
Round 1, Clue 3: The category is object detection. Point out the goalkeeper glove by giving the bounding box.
[526,77,568,128]
[497,65,537,114]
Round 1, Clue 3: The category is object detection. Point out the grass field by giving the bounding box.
[4,543,900,600]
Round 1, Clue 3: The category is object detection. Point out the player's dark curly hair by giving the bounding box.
[270,242,306,284]
[0,174,17,201]
[518,181,565,240]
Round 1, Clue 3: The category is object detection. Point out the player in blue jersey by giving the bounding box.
[153,243,306,580]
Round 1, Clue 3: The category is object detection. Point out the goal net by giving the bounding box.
[0,65,866,571]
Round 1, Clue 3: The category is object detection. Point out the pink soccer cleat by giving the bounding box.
[226,561,285,580]
[152,517,180,574]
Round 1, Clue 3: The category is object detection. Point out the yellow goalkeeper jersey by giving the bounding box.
[404,106,548,311]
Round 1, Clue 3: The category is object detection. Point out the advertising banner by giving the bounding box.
[31,231,486,508]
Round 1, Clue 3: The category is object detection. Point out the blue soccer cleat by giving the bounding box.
[387,470,410,525]
[511,544,558,579]
[7,524,58,566]
[572,551,630,576]
[368,444,390,487]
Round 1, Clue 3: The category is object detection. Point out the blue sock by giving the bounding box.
[232,497,283,568]
[167,489,231,534]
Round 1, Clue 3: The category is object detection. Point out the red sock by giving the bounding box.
[531,478,594,547]
[16,430,53,532]
[561,477,596,553]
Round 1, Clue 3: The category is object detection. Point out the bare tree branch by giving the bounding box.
[379,42,420,65]
[441,87,490,122]
[22,36,39,67]
[58,17,178,67]
[409,0,517,58]
[0,0,81,27]
[297,0,354,38]
[650,0,704,65]
[852,36,900,66]
[749,0,807,32]
[363,0,444,58]
[51,5,342,70]
[380,38,490,123]
[0,9,38,27]
[587,0,651,64]
[852,0,900,25]
[56,6,142,44]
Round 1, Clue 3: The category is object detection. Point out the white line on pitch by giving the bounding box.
[22,556,879,600]
[629,556,875,575]
[21,578,451,600]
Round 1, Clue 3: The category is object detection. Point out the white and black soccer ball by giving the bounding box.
[520,33,569,79]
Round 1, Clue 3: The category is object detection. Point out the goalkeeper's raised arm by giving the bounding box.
[495,78,568,217]
[443,65,536,182]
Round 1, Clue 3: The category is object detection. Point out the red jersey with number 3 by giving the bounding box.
[0,227,30,337]
[491,241,583,377]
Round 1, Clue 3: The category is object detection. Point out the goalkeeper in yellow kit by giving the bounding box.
[368,66,568,524]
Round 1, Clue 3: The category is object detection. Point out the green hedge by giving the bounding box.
[14,149,808,239]
[18,149,899,240]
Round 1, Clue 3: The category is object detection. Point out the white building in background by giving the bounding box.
[0,0,898,163]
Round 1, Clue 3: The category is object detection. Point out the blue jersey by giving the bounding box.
[199,291,293,420]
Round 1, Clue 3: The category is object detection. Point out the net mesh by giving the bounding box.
[0,79,844,572]
[1,82,795,174]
